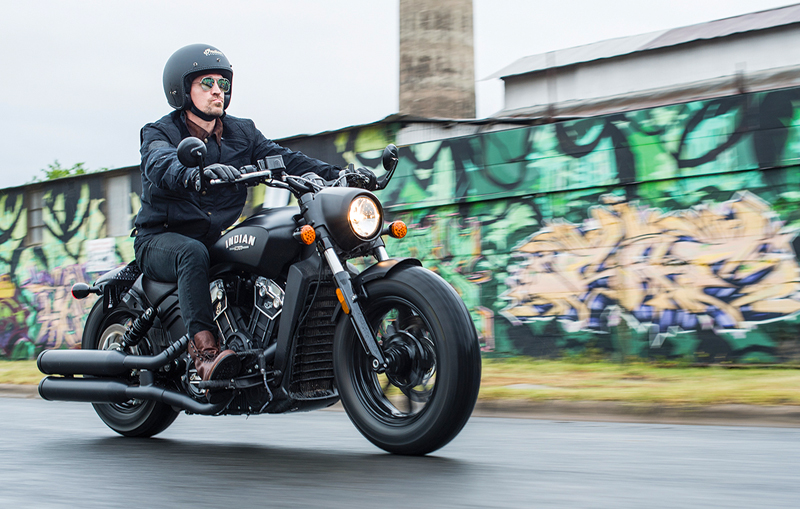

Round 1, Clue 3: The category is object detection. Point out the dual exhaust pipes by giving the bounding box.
[38,334,190,377]
[37,335,228,415]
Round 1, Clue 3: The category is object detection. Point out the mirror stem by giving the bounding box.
[196,151,206,192]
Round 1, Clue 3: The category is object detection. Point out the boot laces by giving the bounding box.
[189,339,218,362]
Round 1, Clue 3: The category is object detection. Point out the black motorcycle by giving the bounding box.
[37,138,482,455]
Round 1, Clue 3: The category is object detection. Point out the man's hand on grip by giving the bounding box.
[344,166,378,191]
[184,163,241,191]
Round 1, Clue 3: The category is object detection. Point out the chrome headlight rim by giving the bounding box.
[348,194,382,240]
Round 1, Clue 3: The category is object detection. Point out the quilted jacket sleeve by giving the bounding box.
[139,123,190,192]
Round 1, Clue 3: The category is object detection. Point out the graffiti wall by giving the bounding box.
[361,87,800,362]
[2,87,800,362]
[0,177,124,359]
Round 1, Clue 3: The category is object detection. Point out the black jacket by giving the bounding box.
[134,110,340,245]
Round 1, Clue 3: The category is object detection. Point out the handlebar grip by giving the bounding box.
[207,169,274,187]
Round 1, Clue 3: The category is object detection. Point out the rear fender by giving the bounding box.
[84,272,183,351]
[80,298,112,350]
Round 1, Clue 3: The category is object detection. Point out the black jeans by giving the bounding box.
[134,232,214,338]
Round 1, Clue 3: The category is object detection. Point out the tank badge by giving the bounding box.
[225,234,256,251]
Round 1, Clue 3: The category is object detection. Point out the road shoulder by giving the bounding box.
[5,384,798,427]
[472,399,800,427]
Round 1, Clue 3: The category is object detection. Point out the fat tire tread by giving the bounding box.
[334,266,481,455]
[83,300,180,438]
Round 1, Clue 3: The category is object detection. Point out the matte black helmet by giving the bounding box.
[163,44,233,111]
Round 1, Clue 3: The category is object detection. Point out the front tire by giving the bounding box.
[334,266,481,455]
[82,300,179,437]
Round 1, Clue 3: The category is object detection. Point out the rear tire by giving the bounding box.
[82,300,179,437]
[334,266,481,455]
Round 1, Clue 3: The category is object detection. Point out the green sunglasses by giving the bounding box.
[196,76,231,92]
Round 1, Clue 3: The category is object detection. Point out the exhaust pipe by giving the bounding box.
[37,334,231,415]
[38,377,130,403]
[38,334,190,377]
[38,377,230,415]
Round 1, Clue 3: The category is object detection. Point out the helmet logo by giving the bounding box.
[204,48,224,57]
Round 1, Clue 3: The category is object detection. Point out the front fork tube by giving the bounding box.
[374,245,390,262]
[322,245,388,372]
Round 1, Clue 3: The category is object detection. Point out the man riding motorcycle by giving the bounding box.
[133,43,375,401]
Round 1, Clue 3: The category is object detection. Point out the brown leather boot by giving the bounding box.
[187,330,240,403]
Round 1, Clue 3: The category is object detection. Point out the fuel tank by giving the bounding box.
[209,206,302,279]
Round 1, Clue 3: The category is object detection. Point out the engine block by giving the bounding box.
[210,276,285,353]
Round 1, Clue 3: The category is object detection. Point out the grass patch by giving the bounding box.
[479,357,800,406]
[0,360,44,385]
[5,357,800,406]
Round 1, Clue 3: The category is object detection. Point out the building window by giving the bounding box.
[106,175,131,237]
[27,190,44,246]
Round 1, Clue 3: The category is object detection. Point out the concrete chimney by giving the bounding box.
[399,0,476,118]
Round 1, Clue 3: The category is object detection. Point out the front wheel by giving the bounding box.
[82,299,179,437]
[334,266,481,455]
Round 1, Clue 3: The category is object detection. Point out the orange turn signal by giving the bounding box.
[336,288,350,314]
[298,225,316,245]
[388,221,407,239]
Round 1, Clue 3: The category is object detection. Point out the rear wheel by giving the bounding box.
[334,266,481,455]
[83,300,179,437]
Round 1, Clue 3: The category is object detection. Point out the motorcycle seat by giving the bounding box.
[141,276,178,308]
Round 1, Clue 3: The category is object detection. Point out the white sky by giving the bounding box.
[3,0,795,188]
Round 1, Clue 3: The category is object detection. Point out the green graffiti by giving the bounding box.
[3,89,800,361]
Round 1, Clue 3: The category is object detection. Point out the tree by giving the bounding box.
[32,161,93,182]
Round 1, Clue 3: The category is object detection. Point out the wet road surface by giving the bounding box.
[1,398,798,508]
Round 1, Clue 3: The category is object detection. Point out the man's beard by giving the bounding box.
[190,102,224,122]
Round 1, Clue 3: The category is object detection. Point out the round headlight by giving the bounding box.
[349,196,382,239]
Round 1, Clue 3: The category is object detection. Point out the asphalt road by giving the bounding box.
[1,398,798,508]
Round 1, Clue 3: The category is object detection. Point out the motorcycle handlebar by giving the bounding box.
[208,168,371,194]
[204,142,399,192]
[207,169,273,187]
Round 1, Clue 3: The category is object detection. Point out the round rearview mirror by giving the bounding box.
[382,144,398,173]
[376,144,399,190]
[177,137,207,168]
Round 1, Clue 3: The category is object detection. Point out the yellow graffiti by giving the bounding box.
[27,264,95,349]
[0,274,15,299]
[502,191,800,333]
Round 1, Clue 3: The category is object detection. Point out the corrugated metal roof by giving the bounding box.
[488,3,800,80]
[486,31,669,80]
